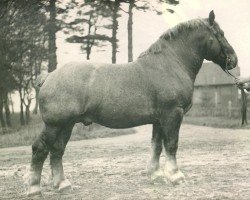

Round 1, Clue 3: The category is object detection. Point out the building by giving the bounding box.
[192,62,241,116]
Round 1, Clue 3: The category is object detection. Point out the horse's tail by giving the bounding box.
[36,72,49,87]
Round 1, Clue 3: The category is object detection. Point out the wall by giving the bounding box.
[190,84,241,117]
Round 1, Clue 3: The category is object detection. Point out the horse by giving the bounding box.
[27,11,238,196]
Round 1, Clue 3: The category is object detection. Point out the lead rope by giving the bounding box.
[241,87,247,125]
[224,57,247,125]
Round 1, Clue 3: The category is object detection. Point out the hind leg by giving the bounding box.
[161,107,185,184]
[50,123,74,191]
[148,123,163,178]
[27,125,61,196]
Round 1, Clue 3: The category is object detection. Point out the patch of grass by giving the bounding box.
[183,115,250,129]
[0,120,43,148]
[0,114,136,149]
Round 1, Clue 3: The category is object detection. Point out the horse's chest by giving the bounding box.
[155,79,194,109]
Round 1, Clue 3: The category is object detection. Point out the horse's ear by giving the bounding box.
[209,10,215,26]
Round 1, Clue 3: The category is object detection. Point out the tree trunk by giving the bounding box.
[48,0,57,72]
[33,87,39,114]
[127,0,134,62]
[33,61,41,114]
[3,91,11,127]
[19,89,25,125]
[25,105,31,125]
[111,0,119,64]
[86,14,92,60]
[0,93,6,128]
[33,88,39,114]
[9,94,14,114]
[86,41,91,60]
[20,102,25,125]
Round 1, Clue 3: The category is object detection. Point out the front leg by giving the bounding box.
[161,107,185,184]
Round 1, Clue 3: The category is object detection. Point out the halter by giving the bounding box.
[204,21,247,125]
[205,23,233,76]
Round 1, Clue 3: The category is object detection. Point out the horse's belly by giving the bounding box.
[91,102,155,128]
[96,114,153,128]
[93,115,153,129]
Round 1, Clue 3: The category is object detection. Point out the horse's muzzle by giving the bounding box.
[224,54,238,70]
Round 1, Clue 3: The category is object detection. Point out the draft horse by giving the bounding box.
[27,11,238,196]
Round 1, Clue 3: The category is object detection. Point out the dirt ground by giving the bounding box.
[0,124,249,200]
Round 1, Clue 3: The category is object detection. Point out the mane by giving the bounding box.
[138,18,207,58]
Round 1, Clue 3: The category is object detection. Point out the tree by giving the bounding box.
[123,0,149,62]
[3,91,11,127]
[0,0,48,125]
[0,0,18,128]
[64,0,118,62]
[158,0,179,13]
[127,0,135,62]
[0,43,15,128]
[39,0,66,73]
[14,20,48,124]
[0,93,6,129]
[109,0,120,64]
[124,0,179,62]
[48,0,57,72]
[64,1,110,60]
[65,0,179,64]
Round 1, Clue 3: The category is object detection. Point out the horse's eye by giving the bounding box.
[221,31,224,37]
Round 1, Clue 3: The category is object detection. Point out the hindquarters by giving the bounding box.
[38,62,96,125]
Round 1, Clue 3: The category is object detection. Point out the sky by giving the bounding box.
[56,0,250,77]
[11,0,250,112]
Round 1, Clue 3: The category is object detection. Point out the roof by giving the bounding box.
[194,62,240,86]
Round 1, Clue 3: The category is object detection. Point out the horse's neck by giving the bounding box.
[166,32,205,81]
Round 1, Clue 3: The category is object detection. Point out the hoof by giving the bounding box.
[58,179,72,192]
[150,169,165,181]
[165,170,185,185]
[27,185,42,197]
[147,162,160,176]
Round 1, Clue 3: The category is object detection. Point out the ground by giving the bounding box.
[0,124,249,200]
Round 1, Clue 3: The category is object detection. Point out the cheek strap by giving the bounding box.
[206,37,214,58]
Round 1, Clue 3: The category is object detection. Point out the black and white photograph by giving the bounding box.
[0,0,249,199]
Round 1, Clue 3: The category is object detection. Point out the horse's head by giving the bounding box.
[203,11,238,70]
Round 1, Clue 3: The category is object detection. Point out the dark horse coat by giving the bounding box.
[27,11,238,196]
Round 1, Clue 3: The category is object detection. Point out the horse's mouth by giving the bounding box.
[225,57,234,70]
[226,56,238,70]
[219,55,237,70]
